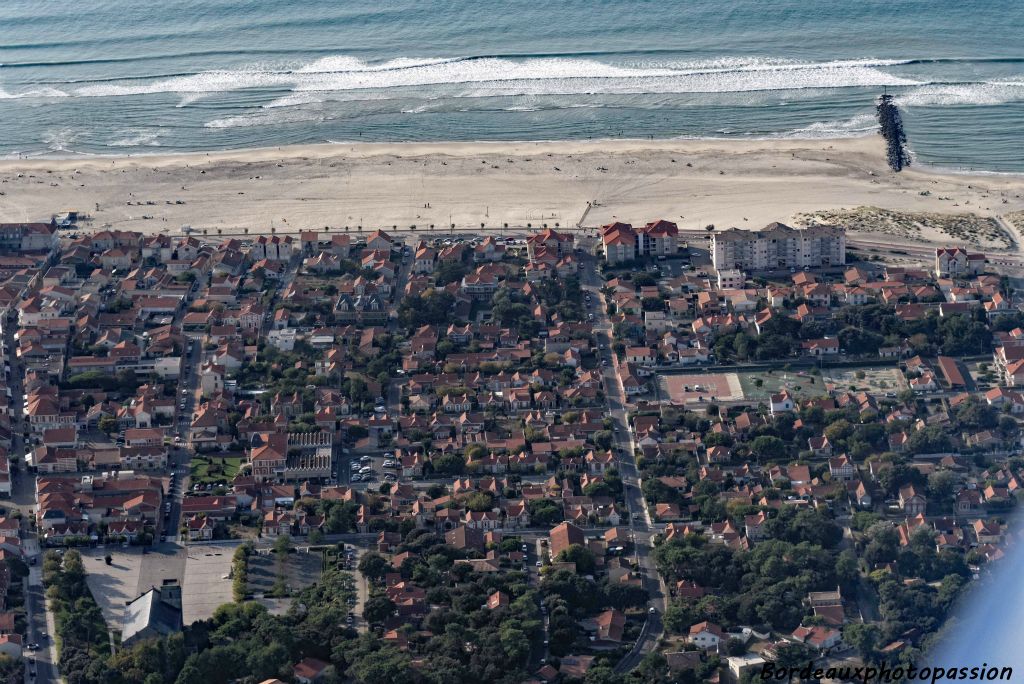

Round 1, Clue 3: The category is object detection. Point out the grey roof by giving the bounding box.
[122,587,181,644]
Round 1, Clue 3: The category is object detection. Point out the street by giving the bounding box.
[580,255,666,671]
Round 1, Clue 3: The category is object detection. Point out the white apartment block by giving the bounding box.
[711,222,845,272]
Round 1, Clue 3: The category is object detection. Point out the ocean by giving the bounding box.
[1,0,1022,171]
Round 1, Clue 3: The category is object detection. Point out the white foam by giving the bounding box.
[107,129,162,147]
[60,54,922,102]
[898,80,1024,107]
[204,108,326,129]
[0,85,68,99]
[781,113,878,138]
[41,128,77,152]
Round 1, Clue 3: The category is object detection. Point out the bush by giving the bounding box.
[232,543,253,601]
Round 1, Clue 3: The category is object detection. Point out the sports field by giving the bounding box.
[660,373,743,404]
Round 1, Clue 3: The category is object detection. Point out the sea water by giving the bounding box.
[0,0,1021,171]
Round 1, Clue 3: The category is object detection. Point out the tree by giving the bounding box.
[555,544,596,575]
[98,416,118,435]
[843,623,881,659]
[835,549,859,589]
[357,553,391,583]
[750,435,786,462]
[432,453,465,476]
[527,499,562,525]
[363,595,395,625]
[594,430,614,450]
[464,491,494,512]
[927,470,956,503]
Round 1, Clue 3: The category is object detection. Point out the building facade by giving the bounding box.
[711,223,845,272]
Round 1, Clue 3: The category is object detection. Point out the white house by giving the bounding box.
[688,621,727,649]
[769,390,794,415]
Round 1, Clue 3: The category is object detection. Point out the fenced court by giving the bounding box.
[738,370,819,403]
[822,367,906,395]
[660,373,743,404]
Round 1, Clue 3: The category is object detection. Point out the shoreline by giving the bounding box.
[7,133,1023,179]
[1,135,1023,245]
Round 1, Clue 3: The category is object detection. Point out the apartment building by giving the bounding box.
[601,220,679,264]
[711,222,845,272]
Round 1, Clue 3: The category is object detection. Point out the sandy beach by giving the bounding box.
[1,136,1023,247]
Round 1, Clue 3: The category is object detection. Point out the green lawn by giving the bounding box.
[190,455,246,485]
[737,370,822,402]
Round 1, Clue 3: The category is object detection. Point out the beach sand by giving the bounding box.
[1,137,1023,246]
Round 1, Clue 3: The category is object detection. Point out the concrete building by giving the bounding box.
[711,222,845,272]
[122,586,182,646]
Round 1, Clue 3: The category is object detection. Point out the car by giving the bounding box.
[359,455,373,464]
[383,474,396,482]
[535,561,542,567]
[350,474,362,482]
[601,359,608,366]
[648,606,657,614]
[359,466,372,474]
[614,427,620,433]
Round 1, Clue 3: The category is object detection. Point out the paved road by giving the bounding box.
[26,566,57,684]
[580,256,666,672]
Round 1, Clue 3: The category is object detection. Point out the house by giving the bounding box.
[549,521,585,559]
[770,390,794,415]
[828,455,856,481]
[898,484,927,516]
[625,347,657,366]
[935,247,985,277]
[0,634,22,660]
[802,338,840,357]
[591,608,626,644]
[293,657,330,684]
[791,625,843,652]
[688,621,727,649]
[486,590,510,610]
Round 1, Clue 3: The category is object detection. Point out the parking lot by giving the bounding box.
[346,451,402,487]
[82,547,145,628]
[246,548,323,597]
[181,543,239,624]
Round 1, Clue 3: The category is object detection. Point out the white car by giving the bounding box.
[359,466,373,475]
